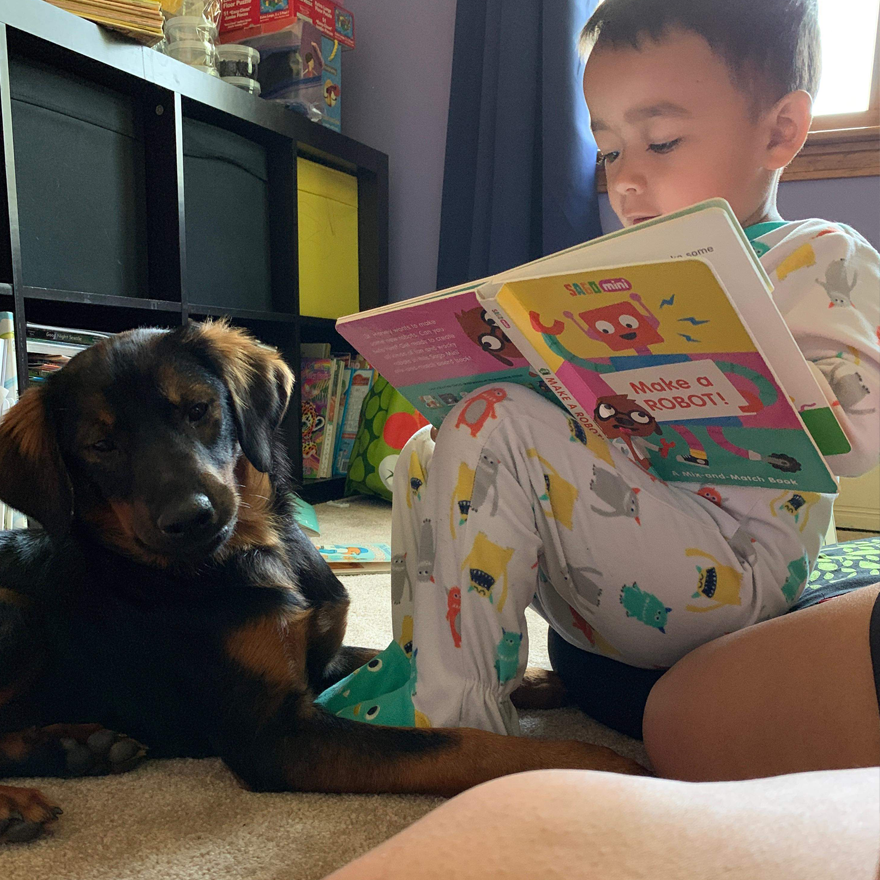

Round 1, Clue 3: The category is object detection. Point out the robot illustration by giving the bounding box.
[531,292,664,356]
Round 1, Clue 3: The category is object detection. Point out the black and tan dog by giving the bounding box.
[0,320,644,843]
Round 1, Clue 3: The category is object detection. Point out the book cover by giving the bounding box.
[301,356,334,478]
[313,542,392,574]
[336,285,555,428]
[338,200,848,463]
[488,259,837,493]
[332,367,375,477]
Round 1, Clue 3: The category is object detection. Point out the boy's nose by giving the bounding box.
[611,155,647,195]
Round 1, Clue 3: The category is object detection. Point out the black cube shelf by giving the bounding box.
[0,0,388,501]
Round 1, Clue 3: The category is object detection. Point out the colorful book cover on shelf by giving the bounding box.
[332,366,375,477]
[301,356,334,478]
[487,259,837,493]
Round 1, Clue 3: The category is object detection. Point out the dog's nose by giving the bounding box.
[157,495,216,537]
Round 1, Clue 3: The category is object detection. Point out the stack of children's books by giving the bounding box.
[43,0,166,45]
[337,199,847,494]
[27,323,111,384]
[301,343,374,480]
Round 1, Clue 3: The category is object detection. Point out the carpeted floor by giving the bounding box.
[2,496,647,880]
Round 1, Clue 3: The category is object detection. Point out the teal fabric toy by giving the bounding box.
[315,640,429,727]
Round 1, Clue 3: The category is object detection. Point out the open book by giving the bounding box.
[337,200,846,492]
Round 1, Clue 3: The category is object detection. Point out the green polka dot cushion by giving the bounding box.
[344,374,429,501]
[794,537,880,609]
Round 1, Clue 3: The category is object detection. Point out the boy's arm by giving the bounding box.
[772,223,880,478]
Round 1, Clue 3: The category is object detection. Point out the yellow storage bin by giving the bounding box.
[297,157,359,319]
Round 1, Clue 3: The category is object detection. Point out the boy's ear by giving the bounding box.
[763,89,813,171]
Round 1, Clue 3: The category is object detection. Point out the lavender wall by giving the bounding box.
[340,0,457,303]
[341,3,878,302]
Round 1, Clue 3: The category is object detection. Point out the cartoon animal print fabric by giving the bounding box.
[391,381,835,735]
[385,210,879,737]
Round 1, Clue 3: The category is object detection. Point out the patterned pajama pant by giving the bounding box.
[391,384,834,735]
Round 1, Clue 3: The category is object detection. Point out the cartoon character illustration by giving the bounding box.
[527,449,578,529]
[323,80,340,107]
[416,518,435,584]
[729,530,758,567]
[391,553,412,605]
[774,242,815,281]
[817,258,858,308]
[685,548,743,613]
[494,630,523,684]
[407,448,426,507]
[620,582,672,632]
[569,606,620,655]
[446,586,462,648]
[531,293,664,355]
[781,554,810,604]
[455,387,508,438]
[562,564,603,607]
[826,360,876,415]
[462,532,515,612]
[697,485,725,507]
[672,423,802,474]
[594,394,671,471]
[455,306,525,366]
[770,490,822,531]
[449,461,475,538]
[301,401,325,464]
[470,448,501,516]
[590,465,641,524]
[398,615,414,657]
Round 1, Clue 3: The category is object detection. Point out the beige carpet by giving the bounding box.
[3,495,647,880]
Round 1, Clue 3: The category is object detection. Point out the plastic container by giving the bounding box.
[221,76,261,96]
[164,15,218,43]
[216,44,260,79]
[166,40,217,68]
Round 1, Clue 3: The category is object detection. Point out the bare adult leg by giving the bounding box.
[643,583,880,781]
[324,767,880,880]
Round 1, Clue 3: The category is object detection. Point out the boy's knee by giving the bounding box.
[441,382,562,436]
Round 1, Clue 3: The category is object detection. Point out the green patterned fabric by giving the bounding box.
[344,374,429,501]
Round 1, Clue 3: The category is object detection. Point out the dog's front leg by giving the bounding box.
[220,697,648,798]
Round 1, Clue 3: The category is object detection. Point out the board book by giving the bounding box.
[336,200,846,493]
[313,542,392,574]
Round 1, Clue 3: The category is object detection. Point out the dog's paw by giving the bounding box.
[59,728,147,776]
[0,785,62,844]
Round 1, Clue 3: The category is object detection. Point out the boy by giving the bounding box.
[390,0,880,776]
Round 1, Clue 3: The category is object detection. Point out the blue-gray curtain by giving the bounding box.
[437,0,601,289]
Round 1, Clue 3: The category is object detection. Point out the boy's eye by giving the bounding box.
[648,139,681,154]
[597,150,619,166]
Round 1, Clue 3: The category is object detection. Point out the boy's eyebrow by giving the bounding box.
[591,102,692,132]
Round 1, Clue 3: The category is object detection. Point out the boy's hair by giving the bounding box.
[579,0,821,112]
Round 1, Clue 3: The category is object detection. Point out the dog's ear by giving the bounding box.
[187,320,295,473]
[0,384,74,536]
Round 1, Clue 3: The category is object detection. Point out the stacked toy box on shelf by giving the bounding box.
[219,0,354,131]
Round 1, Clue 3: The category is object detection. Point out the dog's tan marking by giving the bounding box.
[225,458,283,553]
[226,609,311,687]
[0,588,30,609]
[195,320,294,419]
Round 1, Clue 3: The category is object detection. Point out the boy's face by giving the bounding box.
[583,29,773,227]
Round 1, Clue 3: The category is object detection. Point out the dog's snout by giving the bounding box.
[157,494,216,537]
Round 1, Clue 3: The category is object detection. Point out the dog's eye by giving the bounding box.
[92,439,116,453]
[187,402,209,423]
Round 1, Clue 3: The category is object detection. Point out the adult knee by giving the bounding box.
[642,641,734,781]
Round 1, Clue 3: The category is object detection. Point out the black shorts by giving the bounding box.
[549,537,880,740]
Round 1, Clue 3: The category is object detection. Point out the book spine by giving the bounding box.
[478,293,606,443]
[333,369,374,477]
[319,358,345,479]
[330,367,351,475]
[26,326,108,347]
